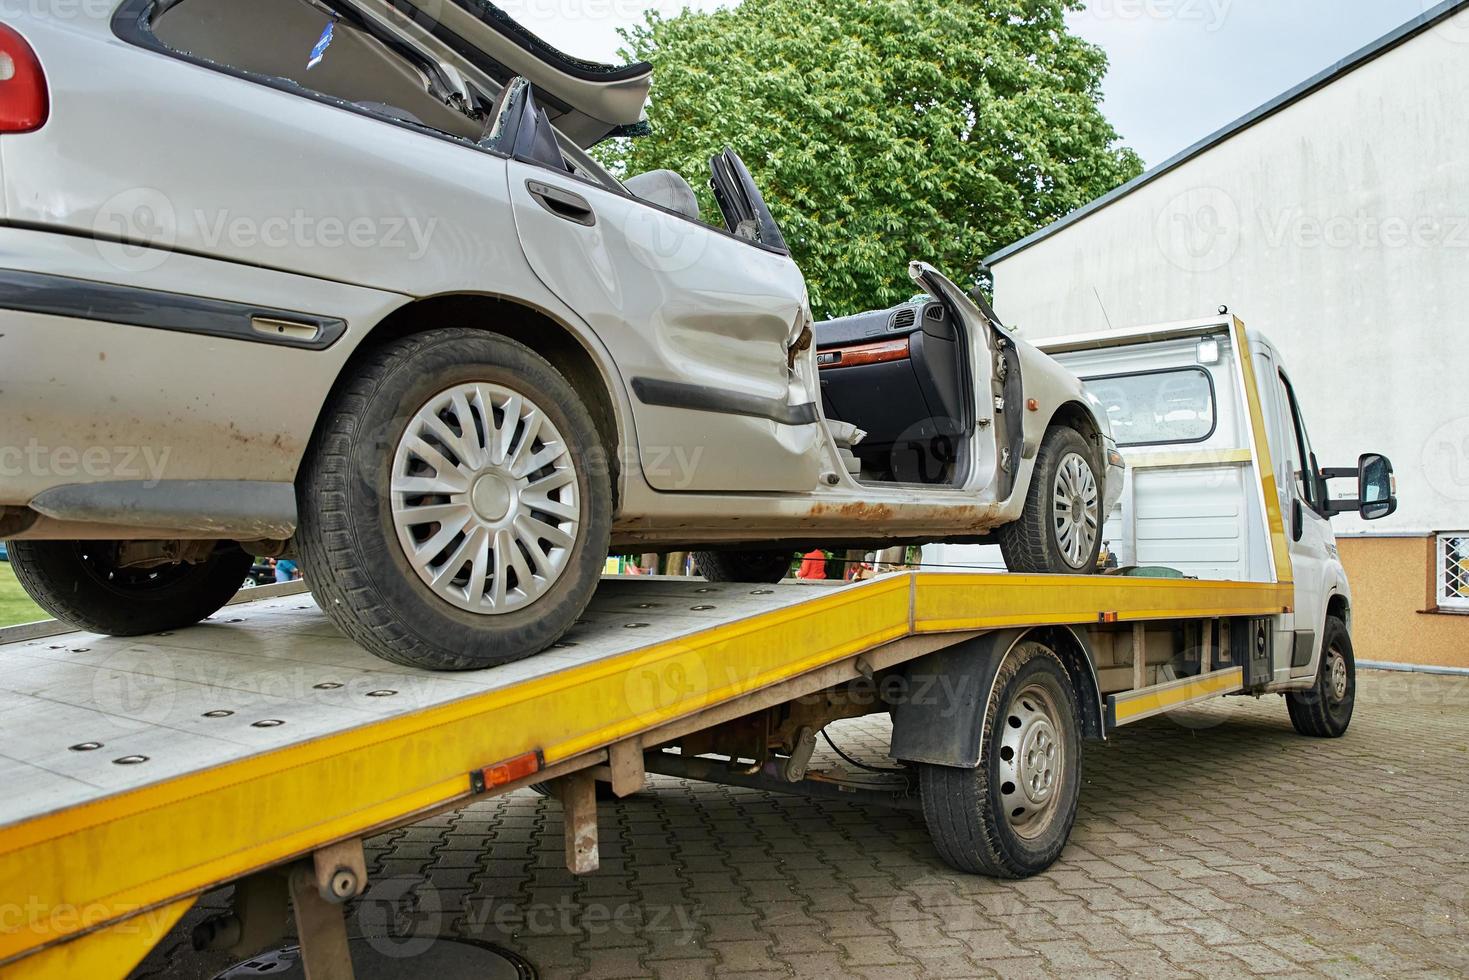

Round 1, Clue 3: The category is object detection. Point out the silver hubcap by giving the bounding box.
[1053,453,1100,568]
[391,382,580,615]
[1327,647,1349,701]
[999,683,1067,840]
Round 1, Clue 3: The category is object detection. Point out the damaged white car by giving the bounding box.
[0,0,1122,669]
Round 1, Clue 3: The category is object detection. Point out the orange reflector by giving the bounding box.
[1026,398,1039,412]
[1099,611,1119,623]
[472,750,543,793]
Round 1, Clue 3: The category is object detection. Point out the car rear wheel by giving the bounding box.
[997,426,1103,574]
[691,550,794,584]
[6,540,252,635]
[296,329,611,671]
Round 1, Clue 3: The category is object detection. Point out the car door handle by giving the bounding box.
[526,180,596,226]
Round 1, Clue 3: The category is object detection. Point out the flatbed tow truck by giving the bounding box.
[0,317,1395,979]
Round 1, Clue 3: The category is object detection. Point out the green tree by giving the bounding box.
[597,0,1142,319]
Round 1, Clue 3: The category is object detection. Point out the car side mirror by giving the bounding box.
[1322,454,1397,520]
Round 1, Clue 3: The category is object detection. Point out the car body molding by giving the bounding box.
[29,481,298,539]
[0,269,347,349]
[630,377,820,427]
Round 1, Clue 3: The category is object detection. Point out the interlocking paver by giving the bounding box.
[132,669,1469,979]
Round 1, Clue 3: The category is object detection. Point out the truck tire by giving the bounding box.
[692,550,793,584]
[296,329,612,671]
[919,641,1082,877]
[997,426,1103,574]
[6,540,252,635]
[1286,615,1355,737]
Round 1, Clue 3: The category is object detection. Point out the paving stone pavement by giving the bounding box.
[134,668,1469,979]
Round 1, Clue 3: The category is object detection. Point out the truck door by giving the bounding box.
[1272,367,1334,680]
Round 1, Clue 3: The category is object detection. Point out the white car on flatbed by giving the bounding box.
[0,0,1120,670]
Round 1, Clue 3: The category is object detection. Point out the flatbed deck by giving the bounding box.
[0,569,1291,977]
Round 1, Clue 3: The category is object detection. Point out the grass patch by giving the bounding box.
[0,561,48,627]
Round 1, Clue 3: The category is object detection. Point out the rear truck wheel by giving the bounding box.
[691,550,794,584]
[919,641,1082,877]
[6,540,252,635]
[997,426,1103,574]
[296,329,612,671]
[1286,615,1355,737]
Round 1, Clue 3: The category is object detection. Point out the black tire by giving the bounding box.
[6,540,252,635]
[1286,615,1355,737]
[997,426,1103,574]
[295,329,612,671]
[919,641,1082,877]
[691,550,793,584]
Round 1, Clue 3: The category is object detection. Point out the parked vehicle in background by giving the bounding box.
[1,0,1117,671]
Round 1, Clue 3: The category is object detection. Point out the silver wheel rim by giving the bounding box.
[1053,452,1100,569]
[1326,647,1349,702]
[390,381,580,615]
[999,682,1067,840]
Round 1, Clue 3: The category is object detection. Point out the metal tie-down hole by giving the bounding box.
[367,690,398,698]
[691,604,716,611]
[252,719,286,728]
[113,755,148,765]
[203,710,234,719]
[314,682,343,690]
[751,589,774,595]
[624,623,650,629]
[69,742,103,752]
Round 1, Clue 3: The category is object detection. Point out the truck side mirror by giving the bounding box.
[1322,454,1397,520]
[1357,454,1396,520]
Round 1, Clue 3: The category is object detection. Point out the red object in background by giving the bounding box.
[797,549,827,580]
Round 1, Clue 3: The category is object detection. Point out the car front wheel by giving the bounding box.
[997,426,1103,574]
[296,329,611,671]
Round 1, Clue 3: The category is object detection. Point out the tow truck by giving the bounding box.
[0,315,1396,979]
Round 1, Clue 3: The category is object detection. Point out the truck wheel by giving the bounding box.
[1286,616,1355,737]
[296,329,612,671]
[6,540,252,635]
[919,641,1082,877]
[692,550,793,584]
[997,426,1102,574]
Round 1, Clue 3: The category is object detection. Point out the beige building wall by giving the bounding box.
[1339,536,1469,670]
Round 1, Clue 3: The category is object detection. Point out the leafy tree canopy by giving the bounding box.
[596,0,1143,318]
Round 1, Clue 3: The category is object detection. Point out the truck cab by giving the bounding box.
[931,312,1396,699]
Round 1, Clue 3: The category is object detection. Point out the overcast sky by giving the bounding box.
[512,0,1438,167]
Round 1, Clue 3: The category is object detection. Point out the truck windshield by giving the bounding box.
[1083,368,1217,447]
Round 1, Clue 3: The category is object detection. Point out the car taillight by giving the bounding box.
[0,24,47,133]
